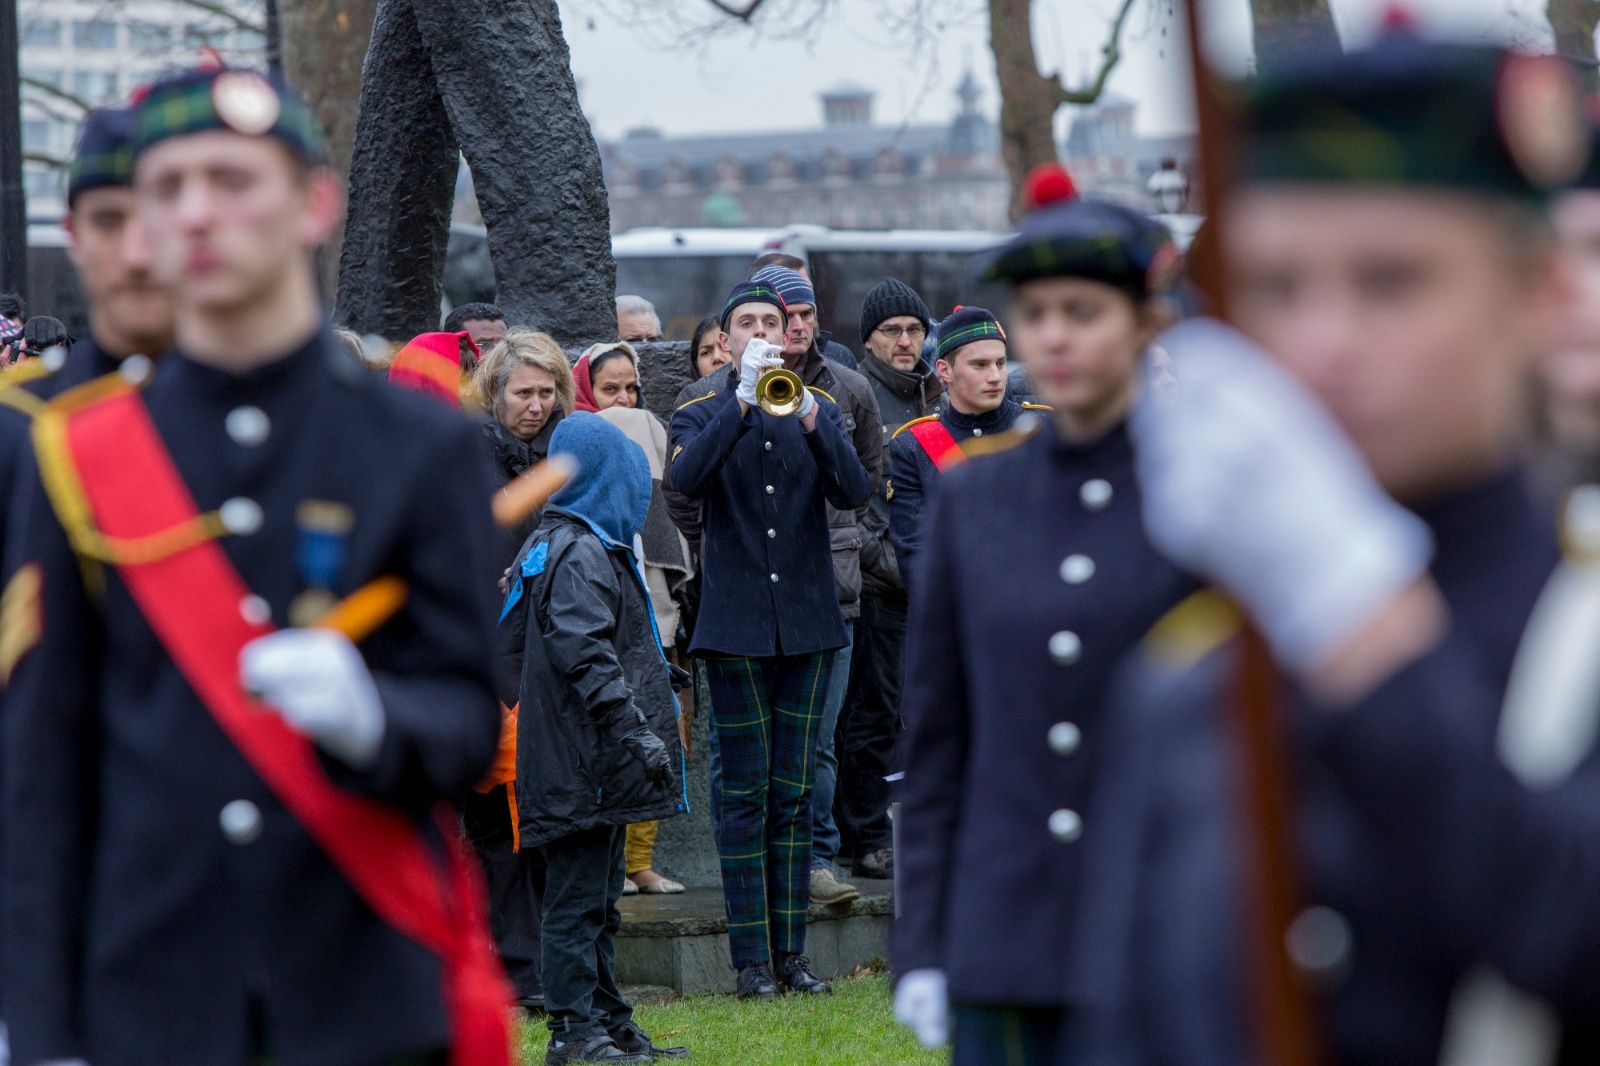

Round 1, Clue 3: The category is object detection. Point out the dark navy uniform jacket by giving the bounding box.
[886,398,1027,595]
[667,368,871,658]
[0,337,121,1020]
[893,418,1196,1005]
[2,332,503,1066]
[1070,469,1574,1066]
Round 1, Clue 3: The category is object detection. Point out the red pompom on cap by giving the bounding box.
[1378,3,1418,33]
[1022,162,1078,211]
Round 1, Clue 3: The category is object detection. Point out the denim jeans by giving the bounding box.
[809,621,854,870]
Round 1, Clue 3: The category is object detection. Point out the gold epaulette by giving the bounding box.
[805,386,836,405]
[674,391,718,412]
[1141,590,1241,672]
[1021,402,1053,412]
[889,414,940,441]
[0,357,62,419]
[959,417,1041,460]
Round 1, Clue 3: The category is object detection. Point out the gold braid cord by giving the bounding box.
[31,373,231,596]
[0,358,61,420]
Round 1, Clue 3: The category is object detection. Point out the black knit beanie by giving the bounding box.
[859,278,930,343]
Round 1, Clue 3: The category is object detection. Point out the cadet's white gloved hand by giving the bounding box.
[736,341,785,407]
[894,969,949,1048]
[240,628,386,769]
[1132,318,1433,675]
[795,383,817,420]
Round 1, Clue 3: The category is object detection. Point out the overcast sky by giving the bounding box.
[557,0,1556,143]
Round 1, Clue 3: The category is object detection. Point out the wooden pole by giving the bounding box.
[1178,3,1323,1063]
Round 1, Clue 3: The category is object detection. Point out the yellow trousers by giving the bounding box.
[625,820,658,876]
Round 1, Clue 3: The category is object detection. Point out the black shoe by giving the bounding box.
[855,847,893,880]
[609,1019,690,1059]
[775,953,833,996]
[735,962,780,1000]
[545,1033,649,1064]
[520,993,547,1018]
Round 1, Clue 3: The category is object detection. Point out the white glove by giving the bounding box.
[894,969,949,1048]
[1132,318,1433,674]
[736,341,784,406]
[240,628,387,769]
[796,383,817,420]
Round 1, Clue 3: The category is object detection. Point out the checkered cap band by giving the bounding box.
[132,70,328,164]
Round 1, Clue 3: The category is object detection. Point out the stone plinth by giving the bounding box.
[615,880,892,996]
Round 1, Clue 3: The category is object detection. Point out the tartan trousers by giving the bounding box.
[704,652,833,968]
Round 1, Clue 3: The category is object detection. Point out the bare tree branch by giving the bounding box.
[96,0,265,36]
[24,151,69,171]
[703,0,768,20]
[21,77,93,114]
[1054,0,1137,105]
[168,0,266,34]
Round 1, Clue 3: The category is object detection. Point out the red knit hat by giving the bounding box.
[387,331,477,407]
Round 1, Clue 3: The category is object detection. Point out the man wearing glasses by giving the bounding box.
[841,278,943,883]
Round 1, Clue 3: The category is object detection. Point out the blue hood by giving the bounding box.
[547,412,652,548]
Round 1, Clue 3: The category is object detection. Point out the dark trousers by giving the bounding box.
[837,591,905,860]
[951,1004,1075,1066]
[462,785,546,1004]
[539,825,633,1041]
[705,652,832,968]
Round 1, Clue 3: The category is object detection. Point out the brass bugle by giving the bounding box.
[756,367,805,417]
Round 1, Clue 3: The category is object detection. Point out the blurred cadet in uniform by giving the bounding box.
[3,66,511,1066]
[668,279,870,1000]
[891,166,1196,1064]
[1069,24,1600,1065]
[1539,127,1600,493]
[0,102,173,1052]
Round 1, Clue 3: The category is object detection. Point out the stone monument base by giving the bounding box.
[615,879,892,996]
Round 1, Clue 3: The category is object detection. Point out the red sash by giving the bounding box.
[42,383,512,1065]
[907,418,968,472]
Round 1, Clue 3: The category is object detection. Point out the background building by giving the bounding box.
[596,75,1012,235]
[17,0,264,218]
[1061,93,1197,210]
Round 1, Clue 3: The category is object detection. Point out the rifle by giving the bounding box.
[1177,4,1325,1063]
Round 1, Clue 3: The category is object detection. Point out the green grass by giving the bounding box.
[516,973,944,1066]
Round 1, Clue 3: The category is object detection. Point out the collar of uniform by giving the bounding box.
[943,398,1017,433]
[75,334,132,379]
[173,328,327,398]
[1413,465,1550,569]
[1043,415,1132,464]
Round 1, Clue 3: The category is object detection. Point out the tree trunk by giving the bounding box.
[278,0,380,301]
[1549,0,1600,94]
[988,0,1062,220]
[1250,0,1339,60]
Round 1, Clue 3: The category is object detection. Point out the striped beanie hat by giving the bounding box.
[935,306,1005,363]
[750,265,816,309]
[131,66,328,165]
[387,331,478,407]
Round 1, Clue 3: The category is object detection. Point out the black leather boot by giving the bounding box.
[775,953,833,996]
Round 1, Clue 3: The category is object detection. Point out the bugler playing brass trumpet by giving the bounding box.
[756,367,806,417]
